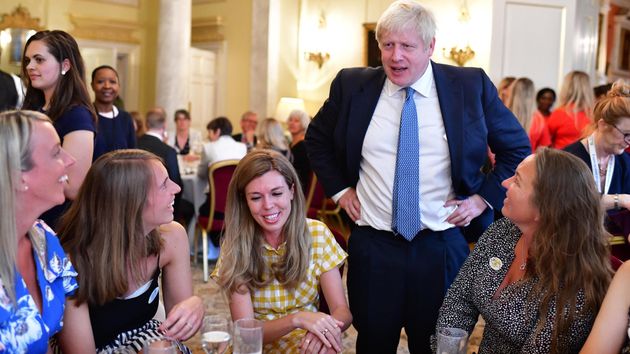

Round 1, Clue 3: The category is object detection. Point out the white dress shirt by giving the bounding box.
[197,135,247,181]
[350,63,457,232]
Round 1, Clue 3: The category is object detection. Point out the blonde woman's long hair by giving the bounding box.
[0,110,49,304]
[218,149,310,295]
[59,149,163,306]
[257,118,290,152]
[558,71,594,118]
[528,148,612,353]
[507,77,536,132]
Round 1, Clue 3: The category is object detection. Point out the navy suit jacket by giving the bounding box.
[305,62,531,239]
[137,134,184,203]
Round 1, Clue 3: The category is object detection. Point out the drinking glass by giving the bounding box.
[201,314,232,354]
[233,318,263,354]
[436,327,468,354]
[143,339,176,354]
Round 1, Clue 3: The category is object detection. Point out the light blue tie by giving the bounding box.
[392,87,421,241]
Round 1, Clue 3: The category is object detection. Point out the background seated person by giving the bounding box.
[197,116,248,220]
[59,149,203,353]
[286,109,312,195]
[212,150,352,353]
[437,148,612,353]
[563,80,630,215]
[256,118,292,162]
[233,110,258,150]
[167,109,202,160]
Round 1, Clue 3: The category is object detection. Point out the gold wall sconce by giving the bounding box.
[304,12,330,69]
[305,51,330,69]
[442,0,475,67]
[0,6,43,65]
[443,45,475,67]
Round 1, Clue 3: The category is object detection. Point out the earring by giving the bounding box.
[61,70,66,75]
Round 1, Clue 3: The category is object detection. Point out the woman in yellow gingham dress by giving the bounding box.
[212,150,352,353]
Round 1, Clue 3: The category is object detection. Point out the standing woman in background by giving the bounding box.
[547,71,594,149]
[536,87,556,118]
[91,65,136,160]
[21,30,96,229]
[497,76,516,103]
[507,77,551,152]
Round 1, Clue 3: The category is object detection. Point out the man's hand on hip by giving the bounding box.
[338,188,361,222]
[444,194,488,227]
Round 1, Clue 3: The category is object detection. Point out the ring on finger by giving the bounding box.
[321,328,329,335]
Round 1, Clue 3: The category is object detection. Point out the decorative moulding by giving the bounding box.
[0,5,44,30]
[192,16,224,43]
[193,0,226,4]
[81,0,139,7]
[69,14,139,43]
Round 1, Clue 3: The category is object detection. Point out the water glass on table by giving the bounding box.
[437,327,468,354]
[143,338,177,354]
[201,314,232,354]
[233,318,263,354]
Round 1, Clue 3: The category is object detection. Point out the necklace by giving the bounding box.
[518,237,528,271]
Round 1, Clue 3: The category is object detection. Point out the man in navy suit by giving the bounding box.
[305,1,530,353]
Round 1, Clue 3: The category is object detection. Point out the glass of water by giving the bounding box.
[143,338,176,354]
[233,318,263,354]
[201,314,232,354]
[436,327,468,354]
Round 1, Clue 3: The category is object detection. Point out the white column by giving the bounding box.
[250,0,270,118]
[156,0,191,132]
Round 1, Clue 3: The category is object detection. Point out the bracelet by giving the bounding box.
[614,194,620,210]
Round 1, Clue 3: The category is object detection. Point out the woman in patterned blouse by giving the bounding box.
[437,148,612,353]
[212,149,352,353]
[0,110,92,353]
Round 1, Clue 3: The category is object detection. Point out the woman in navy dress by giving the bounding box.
[21,30,96,229]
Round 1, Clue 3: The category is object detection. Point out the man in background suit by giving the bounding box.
[137,109,193,225]
[305,1,530,352]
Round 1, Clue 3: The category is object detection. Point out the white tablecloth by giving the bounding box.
[179,158,208,245]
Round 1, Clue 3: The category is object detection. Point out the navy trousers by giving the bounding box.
[347,226,469,354]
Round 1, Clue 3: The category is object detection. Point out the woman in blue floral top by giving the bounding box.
[0,110,94,353]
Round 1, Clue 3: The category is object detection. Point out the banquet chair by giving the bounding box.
[305,172,348,234]
[319,227,348,315]
[194,159,240,282]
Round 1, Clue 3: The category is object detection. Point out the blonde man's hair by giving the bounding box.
[375,0,437,49]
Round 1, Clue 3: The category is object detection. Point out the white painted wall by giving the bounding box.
[490,0,599,92]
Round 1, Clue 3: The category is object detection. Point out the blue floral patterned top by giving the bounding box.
[0,220,78,353]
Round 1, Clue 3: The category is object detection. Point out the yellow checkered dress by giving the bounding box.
[212,219,347,353]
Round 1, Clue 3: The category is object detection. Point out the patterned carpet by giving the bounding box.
[183,260,484,353]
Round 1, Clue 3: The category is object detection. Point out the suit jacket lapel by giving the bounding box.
[433,62,464,189]
[346,69,387,179]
